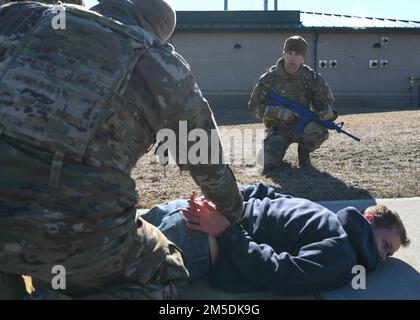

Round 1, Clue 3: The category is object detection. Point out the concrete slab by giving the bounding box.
[319,258,420,300]
[182,278,316,300]
[139,197,420,300]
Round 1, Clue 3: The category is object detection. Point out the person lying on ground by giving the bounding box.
[142,183,410,295]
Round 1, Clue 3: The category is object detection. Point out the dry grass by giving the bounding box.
[133,110,420,208]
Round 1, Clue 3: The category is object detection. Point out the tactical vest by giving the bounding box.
[0,5,154,187]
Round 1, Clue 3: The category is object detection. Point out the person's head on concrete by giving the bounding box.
[282,35,308,75]
[364,205,410,262]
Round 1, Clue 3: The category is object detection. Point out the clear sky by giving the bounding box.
[85,0,420,21]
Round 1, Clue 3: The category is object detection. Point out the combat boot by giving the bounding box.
[298,144,312,168]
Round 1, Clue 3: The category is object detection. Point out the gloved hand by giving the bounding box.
[276,105,298,124]
[302,122,329,152]
[261,105,297,125]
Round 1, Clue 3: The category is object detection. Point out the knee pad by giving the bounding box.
[302,122,329,151]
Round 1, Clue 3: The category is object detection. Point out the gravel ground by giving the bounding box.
[133,110,420,208]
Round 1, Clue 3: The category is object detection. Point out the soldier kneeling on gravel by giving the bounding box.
[249,36,338,171]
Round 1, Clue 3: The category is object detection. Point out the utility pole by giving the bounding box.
[274,0,278,10]
[264,0,268,11]
[224,0,228,11]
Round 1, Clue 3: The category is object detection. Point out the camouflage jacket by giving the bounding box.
[248,57,336,129]
[0,2,243,221]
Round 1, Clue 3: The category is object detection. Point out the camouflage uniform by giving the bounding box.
[0,0,243,299]
[249,57,337,169]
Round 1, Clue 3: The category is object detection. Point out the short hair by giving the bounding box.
[365,205,410,247]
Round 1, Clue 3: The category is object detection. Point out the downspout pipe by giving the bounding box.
[314,29,320,73]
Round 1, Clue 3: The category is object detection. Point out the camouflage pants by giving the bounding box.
[259,124,328,168]
[0,205,189,300]
[0,137,189,299]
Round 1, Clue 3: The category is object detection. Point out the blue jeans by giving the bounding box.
[141,200,210,282]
